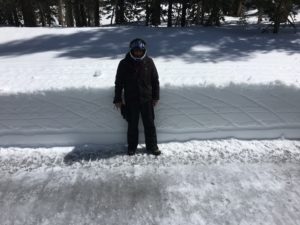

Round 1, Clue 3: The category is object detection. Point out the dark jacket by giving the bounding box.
[113,53,160,104]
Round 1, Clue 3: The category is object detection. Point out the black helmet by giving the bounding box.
[129,38,147,61]
[129,38,146,51]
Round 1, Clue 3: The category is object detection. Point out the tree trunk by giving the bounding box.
[58,0,64,26]
[38,2,46,26]
[236,0,243,17]
[257,7,263,24]
[20,0,37,27]
[74,0,83,27]
[151,0,161,26]
[273,20,280,33]
[12,6,20,26]
[45,4,53,27]
[65,0,74,27]
[145,0,150,26]
[5,2,15,25]
[201,0,205,25]
[87,11,91,26]
[94,0,100,26]
[206,0,220,26]
[181,0,187,27]
[6,12,14,26]
[115,0,125,24]
[195,1,201,25]
[80,3,87,26]
[273,0,284,33]
[111,7,115,25]
[167,0,173,27]
[174,3,181,26]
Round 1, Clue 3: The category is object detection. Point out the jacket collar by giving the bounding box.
[126,52,148,63]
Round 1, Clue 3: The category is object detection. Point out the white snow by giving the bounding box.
[0,24,300,225]
[0,26,300,146]
[1,140,300,225]
[0,26,300,93]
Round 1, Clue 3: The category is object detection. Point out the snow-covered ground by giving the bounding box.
[1,140,300,225]
[0,26,300,146]
[0,25,300,224]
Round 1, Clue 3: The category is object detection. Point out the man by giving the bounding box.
[113,38,161,156]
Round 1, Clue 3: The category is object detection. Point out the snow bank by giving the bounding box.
[0,27,300,146]
[0,84,300,147]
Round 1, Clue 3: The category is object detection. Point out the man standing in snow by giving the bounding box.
[113,38,161,156]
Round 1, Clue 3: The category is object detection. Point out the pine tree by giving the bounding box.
[254,0,295,33]
[0,0,20,26]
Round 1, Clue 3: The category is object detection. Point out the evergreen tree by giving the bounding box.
[254,0,296,33]
[0,0,298,30]
[0,0,20,26]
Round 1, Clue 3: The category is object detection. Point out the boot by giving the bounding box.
[150,147,161,156]
[127,149,136,156]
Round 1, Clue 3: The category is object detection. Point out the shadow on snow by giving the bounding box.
[63,144,153,165]
[0,25,299,63]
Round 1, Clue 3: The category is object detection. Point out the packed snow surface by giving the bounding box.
[1,139,300,225]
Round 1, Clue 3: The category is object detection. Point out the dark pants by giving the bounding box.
[126,101,158,151]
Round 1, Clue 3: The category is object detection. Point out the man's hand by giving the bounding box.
[114,102,122,110]
[152,100,159,107]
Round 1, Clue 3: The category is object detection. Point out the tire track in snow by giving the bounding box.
[226,88,287,124]
[196,89,267,127]
[1,85,300,146]
[162,90,207,128]
[58,93,120,131]
[35,95,114,131]
[165,89,236,127]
